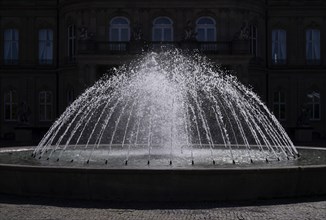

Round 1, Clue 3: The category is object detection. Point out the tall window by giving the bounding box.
[67,25,76,62]
[39,91,53,121]
[152,17,173,42]
[272,29,286,64]
[109,17,130,51]
[4,90,18,121]
[39,29,53,64]
[306,29,320,64]
[250,25,257,56]
[273,91,286,120]
[307,91,320,120]
[4,29,19,64]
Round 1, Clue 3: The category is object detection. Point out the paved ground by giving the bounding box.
[0,195,325,220]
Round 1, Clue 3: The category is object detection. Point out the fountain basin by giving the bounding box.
[0,146,325,201]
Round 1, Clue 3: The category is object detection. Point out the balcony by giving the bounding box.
[78,40,251,55]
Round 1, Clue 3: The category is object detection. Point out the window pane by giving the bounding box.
[12,104,18,120]
[111,29,119,41]
[4,93,10,103]
[197,29,205,41]
[164,28,172,41]
[46,92,52,103]
[153,28,162,41]
[207,29,215,41]
[154,18,171,25]
[46,105,52,120]
[121,29,129,41]
[273,105,280,118]
[111,17,129,25]
[5,105,10,120]
[40,92,45,103]
[314,104,319,119]
[40,105,45,121]
[197,18,214,25]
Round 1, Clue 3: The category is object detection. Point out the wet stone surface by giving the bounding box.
[0,195,325,220]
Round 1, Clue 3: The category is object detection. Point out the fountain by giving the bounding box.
[0,50,325,201]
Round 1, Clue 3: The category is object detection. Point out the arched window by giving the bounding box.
[306,29,320,64]
[39,91,53,121]
[196,17,216,42]
[4,90,18,121]
[67,24,76,62]
[4,29,19,64]
[152,17,173,42]
[306,91,320,120]
[39,29,53,64]
[272,29,286,64]
[109,17,130,41]
[109,17,130,51]
[273,91,286,120]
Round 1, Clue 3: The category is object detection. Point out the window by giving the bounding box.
[4,29,19,64]
[39,29,53,64]
[306,29,320,64]
[152,17,173,42]
[67,88,74,106]
[4,90,18,121]
[39,91,53,121]
[196,17,216,42]
[250,25,257,56]
[109,17,130,51]
[273,91,286,120]
[272,29,286,64]
[67,25,76,62]
[195,17,217,52]
[307,91,320,120]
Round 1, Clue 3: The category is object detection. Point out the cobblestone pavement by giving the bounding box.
[0,195,325,220]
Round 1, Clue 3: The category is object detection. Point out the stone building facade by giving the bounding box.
[0,0,325,144]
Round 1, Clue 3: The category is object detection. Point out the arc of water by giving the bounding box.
[218,88,253,162]
[85,95,127,163]
[234,82,297,155]
[34,85,98,154]
[183,102,194,163]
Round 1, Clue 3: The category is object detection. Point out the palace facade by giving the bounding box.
[0,0,325,144]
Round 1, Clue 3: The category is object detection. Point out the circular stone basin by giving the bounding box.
[0,146,325,201]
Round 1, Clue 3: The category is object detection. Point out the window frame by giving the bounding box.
[271,29,287,65]
[4,28,19,64]
[306,29,321,65]
[39,28,54,65]
[273,91,286,121]
[250,25,258,56]
[4,90,18,121]
[39,90,53,122]
[306,91,321,121]
[67,24,76,61]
